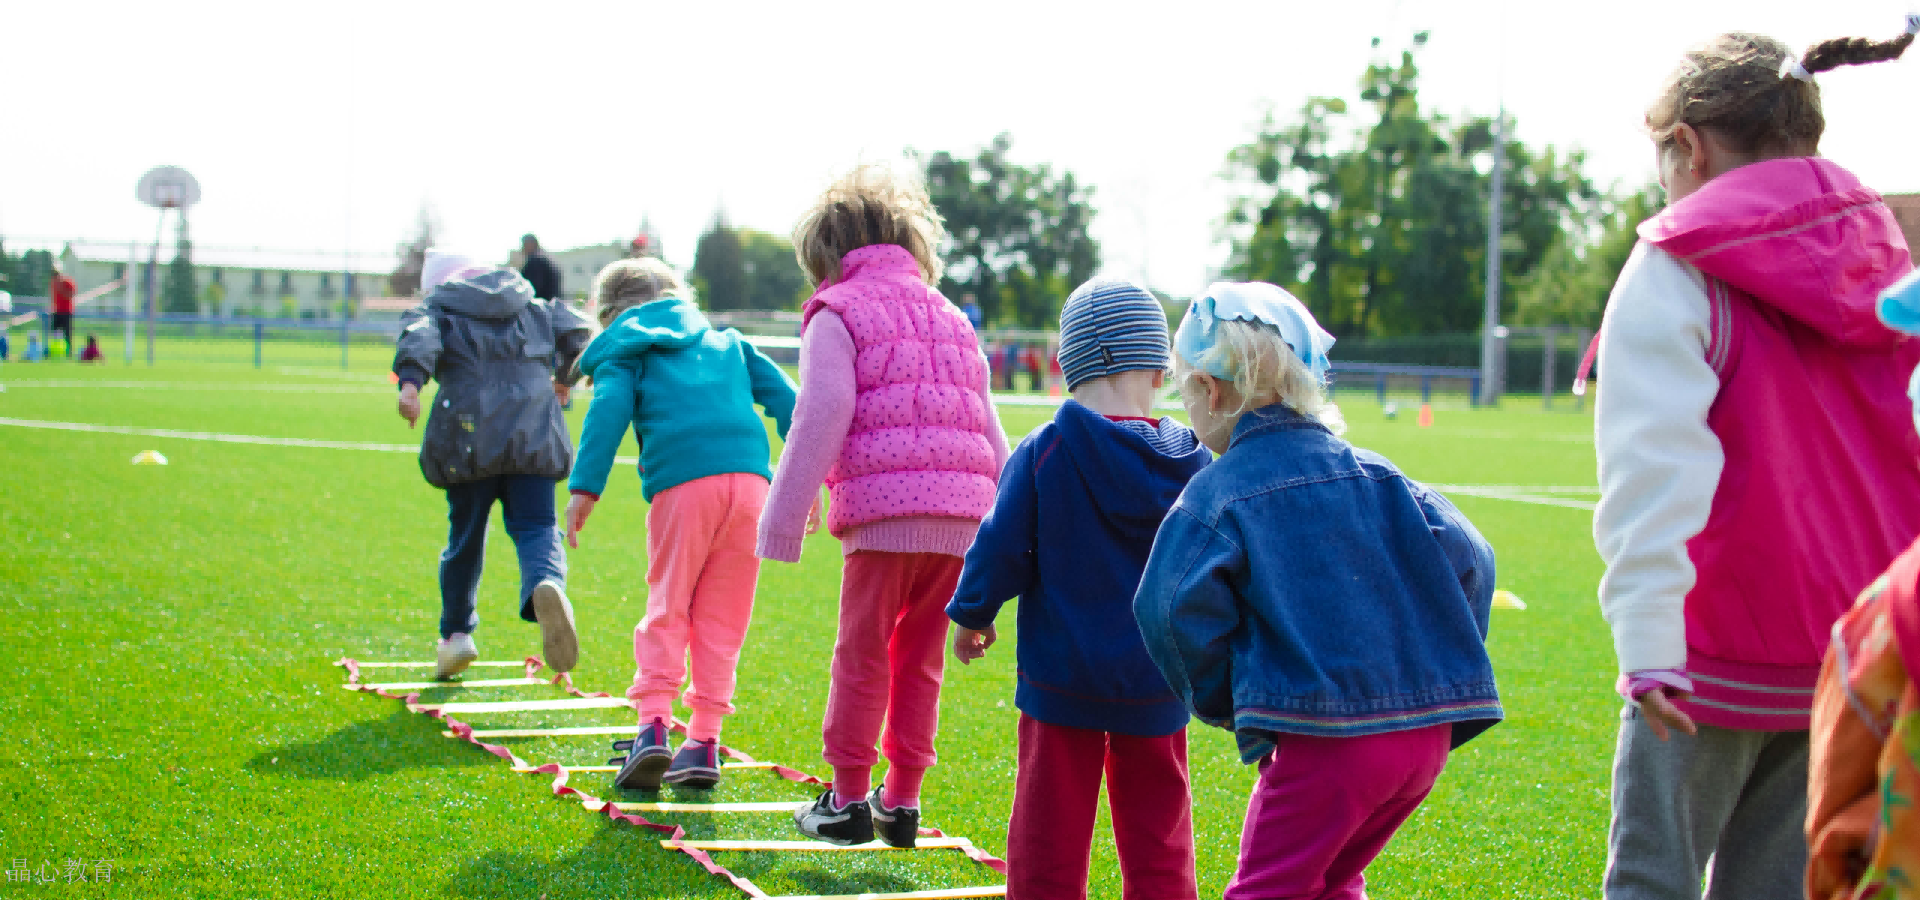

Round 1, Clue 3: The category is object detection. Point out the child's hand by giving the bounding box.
[953,625,996,665]
[805,491,824,535]
[553,382,571,405]
[1636,689,1698,741]
[564,494,595,548]
[397,384,421,428]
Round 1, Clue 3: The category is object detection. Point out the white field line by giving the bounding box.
[1432,484,1597,511]
[0,416,647,464]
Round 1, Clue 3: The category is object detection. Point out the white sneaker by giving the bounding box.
[435,632,479,680]
[531,581,578,673]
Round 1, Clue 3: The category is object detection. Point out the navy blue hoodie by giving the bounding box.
[947,400,1210,735]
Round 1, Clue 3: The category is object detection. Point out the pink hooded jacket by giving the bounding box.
[1640,157,1920,728]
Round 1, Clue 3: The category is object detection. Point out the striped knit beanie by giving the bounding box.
[1057,277,1170,391]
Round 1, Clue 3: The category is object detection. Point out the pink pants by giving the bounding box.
[1227,724,1452,900]
[629,473,767,742]
[1007,714,1197,900]
[821,551,963,797]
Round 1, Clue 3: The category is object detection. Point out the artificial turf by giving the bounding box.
[1,351,1611,898]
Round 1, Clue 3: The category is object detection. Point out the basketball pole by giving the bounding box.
[124,241,136,364]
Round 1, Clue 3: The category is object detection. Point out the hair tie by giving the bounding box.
[1778,54,1815,82]
[1906,13,1919,36]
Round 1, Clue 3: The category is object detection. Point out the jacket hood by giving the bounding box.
[427,268,536,321]
[1053,400,1208,534]
[576,296,711,376]
[1639,157,1913,349]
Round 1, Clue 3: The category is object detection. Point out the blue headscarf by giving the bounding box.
[1174,282,1335,385]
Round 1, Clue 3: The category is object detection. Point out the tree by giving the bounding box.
[923,134,1100,328]
[389,206,437,297]
[691,212,749,308]
[163,217,198,314]
[1223,34,1602,337]
[737,230,808,310]
[1513,183,1662,329]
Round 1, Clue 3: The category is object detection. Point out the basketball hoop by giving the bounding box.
[136,166,201,211]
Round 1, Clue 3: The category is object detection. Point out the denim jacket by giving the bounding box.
[1133,404,1502,763]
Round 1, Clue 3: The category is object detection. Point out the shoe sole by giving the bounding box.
[662,768,721,790]
[614,751,672,790]
[531,583,577,673]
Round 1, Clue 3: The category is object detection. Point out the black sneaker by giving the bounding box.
[867,785,920,848]
[611,719,672,790]
[663,739,721,789]
[793,789,872,846]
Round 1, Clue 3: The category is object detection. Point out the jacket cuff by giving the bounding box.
[756,533,804,564]
[570,489,600,501]
[395,365,429,389]
[1617,669,1693,703]
[946,601,993,631]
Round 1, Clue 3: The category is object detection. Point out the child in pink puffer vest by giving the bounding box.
[758,164,1010,848]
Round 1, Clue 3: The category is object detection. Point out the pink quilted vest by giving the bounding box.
[801,245,999,536]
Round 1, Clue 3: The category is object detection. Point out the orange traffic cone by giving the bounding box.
[1417,403,1434,427]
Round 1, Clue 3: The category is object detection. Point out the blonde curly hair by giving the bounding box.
[1172,318,1345,435]
[792,164,946,288]
[589,257,689,328]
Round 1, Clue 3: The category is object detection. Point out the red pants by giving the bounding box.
[1227,725,1451,900]
[822,551,962,790]
[1007,714,1197,900]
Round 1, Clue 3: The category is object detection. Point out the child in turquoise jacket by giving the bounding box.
[564,258,798,790]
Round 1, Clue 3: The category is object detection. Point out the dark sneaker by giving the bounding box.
[611,719,672,790]
[867,785,920,848]
[793,789,872,846]
[663,739,721,789]
[531,581,577,673]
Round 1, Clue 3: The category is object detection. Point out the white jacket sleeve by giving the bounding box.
[1593,242,1725,676]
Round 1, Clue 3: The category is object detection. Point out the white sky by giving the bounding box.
[3,0,1916,297]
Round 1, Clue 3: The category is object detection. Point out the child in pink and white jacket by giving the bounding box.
[758,165,1010,848]
[1594,25,1920,899]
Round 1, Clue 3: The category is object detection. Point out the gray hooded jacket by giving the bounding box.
[392,269,592,488]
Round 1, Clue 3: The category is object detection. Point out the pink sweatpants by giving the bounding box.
[1227,724,1452,900]
[1007,714,1197,900]
[629,473,767,742]
[822,551,963,800]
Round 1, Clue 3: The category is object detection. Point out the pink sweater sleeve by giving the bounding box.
[756,310,857,563]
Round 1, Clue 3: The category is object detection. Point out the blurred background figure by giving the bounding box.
[519,234,562,301]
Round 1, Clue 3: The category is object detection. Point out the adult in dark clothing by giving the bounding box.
[519,234,563,301]
[393,250,592,679]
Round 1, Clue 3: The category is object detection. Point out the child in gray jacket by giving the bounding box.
[392,250,593,679]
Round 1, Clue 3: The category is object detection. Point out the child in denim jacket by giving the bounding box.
[1134,282,1502,900]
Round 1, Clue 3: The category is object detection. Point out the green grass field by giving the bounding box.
[0,354,1610,899]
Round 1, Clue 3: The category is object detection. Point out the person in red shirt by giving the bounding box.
[48,264,76,358]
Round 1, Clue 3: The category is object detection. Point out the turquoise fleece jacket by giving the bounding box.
[569,297,798,502]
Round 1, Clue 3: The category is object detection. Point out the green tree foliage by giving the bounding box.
[1,244,54,297]
[1513,183,1663,329]
[1223,34,1602,337]
[163,218,198,314]
[691,213,748,308]
[923,134,1100,328]
[692,215,808,311]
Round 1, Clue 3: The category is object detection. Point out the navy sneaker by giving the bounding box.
[867,785,920,848]
[611,718,672,790]
[794,789,872,846]
[663,739,721,789]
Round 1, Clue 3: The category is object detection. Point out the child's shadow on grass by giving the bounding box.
[439,817,921,900]
[246,709,480,780]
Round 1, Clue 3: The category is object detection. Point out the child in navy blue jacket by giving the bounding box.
[1135,282,1500,900]
[948,278,1209,900]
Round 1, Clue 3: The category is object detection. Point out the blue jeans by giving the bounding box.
[440,475,566,639]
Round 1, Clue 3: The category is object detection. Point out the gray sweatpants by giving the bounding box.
[1602,705,1809,900]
